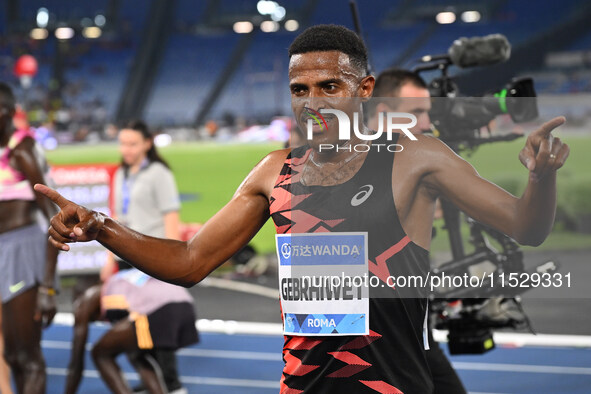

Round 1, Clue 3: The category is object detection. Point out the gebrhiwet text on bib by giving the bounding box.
[276,232,369,336]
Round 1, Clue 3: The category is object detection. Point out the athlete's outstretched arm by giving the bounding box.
[35,149,289,287]
[423,116,569,246]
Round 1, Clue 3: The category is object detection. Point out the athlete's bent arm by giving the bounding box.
[422,116,569,246]
[35,149,289,287]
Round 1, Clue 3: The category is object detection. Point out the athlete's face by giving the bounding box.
[118,128,151,167]
[289,51,374,149]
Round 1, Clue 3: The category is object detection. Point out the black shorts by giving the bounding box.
[138,302,199,350]
[107,302,199,351]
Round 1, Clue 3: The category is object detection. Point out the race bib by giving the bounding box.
[276,232,369,336]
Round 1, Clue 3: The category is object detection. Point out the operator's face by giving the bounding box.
[289,51,374,149]
[119,128,151,167]
[395,83,432,134]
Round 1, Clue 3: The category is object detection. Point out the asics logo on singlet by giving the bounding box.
[351,185,374,206]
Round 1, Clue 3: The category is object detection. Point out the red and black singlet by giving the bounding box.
[270,135,434,393]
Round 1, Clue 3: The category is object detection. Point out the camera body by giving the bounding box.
[428,77,538,145]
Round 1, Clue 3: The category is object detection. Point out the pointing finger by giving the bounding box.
[531,116,565,140]
[34,184,72,208]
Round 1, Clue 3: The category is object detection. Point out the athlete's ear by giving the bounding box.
[359,75,375,100]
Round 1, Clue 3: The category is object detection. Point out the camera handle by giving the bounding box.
[439,197,466,259]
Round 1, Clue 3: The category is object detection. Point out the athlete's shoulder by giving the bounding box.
[258,148,291,172]
[10,132,36,154]
[398,133,459,160]
[9,133,39,166]
[236,148,290,197]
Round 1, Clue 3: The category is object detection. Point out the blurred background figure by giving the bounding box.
[0,81,58,394]
[65,270,198,394]
[66,120,196,394]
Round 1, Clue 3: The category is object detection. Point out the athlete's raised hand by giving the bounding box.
[34,184,105,251]
[519,116,570,182]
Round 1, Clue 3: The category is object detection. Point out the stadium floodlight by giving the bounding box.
[36,7,49,28]
[154,134,172,148]
[271,6,286,22]
[257,1,278,16]
[81,17,93,27]
[261,21,279,33]
[436,11,456,24]
[83,26,102,39]
[284,19,299,32]
[55,26,75,40]
[233,21,254,34]
[30,28,48,40]
[461,11,481,23]
[95,14,106,27]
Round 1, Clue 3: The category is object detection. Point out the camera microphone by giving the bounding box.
[448,34,511,68]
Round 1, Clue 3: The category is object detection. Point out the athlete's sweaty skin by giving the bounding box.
[35,50,569,287]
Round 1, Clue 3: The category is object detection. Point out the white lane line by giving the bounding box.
[52,313,284,336]
[198,277,279,299]
[196,319,283,335]
[42,340,280,361]
[44,340,591,375]
[177,376,278,389]
[178,348,279,361]
[46,367,279,389]
[53,314,591,346]
[453,362,591,375]
[52,314,591,346]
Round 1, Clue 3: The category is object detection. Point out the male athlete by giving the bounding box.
[36,25,569,393]
[368,68,466,394]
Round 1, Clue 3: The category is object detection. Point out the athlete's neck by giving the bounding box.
[311,130,369,166]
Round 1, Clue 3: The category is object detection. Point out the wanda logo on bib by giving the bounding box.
[276,232,369,336]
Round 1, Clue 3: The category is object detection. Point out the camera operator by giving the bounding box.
[367,68,431,134]
[367,68,467,394]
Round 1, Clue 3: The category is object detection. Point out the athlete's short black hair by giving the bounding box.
[288,24,369,75]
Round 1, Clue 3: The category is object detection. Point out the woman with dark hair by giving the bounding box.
[65,120,197,394]
[0,82,58,393]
